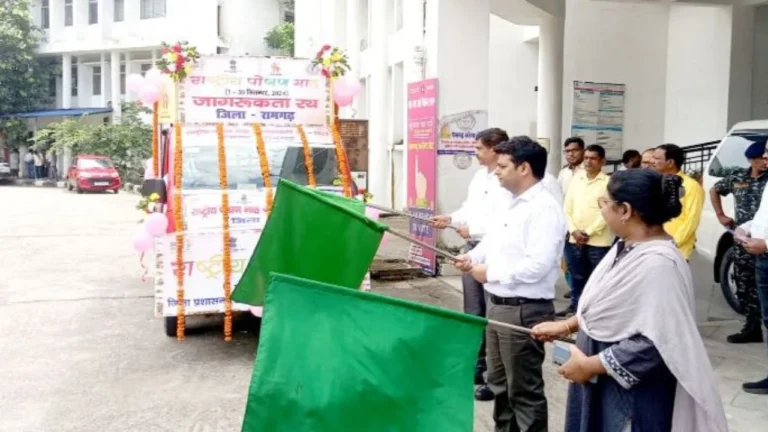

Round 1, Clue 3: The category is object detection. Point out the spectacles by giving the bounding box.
[597,197,616,208]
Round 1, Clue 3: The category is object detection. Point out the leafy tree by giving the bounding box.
[265,0,295,55]
[34,103,152,183]
[0,0,57,148]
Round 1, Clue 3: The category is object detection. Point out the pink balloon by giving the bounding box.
[132,229,154,253]
[144,68,163,86]
[340,76,361,97]
[139,84,161,105]
[144,212,169,237]
[126,74,145,94]
[365,207,381,220]
[334,91,354,107]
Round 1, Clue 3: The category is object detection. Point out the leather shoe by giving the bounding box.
[743,377,768,395]
[727,324,764,344]
[474,385,494,401]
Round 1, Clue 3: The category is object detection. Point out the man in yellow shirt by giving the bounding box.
[653,143,704,260]
[557,144,612,317]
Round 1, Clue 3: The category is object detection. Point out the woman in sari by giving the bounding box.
[531,169,728,432]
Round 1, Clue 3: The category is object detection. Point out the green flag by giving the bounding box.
[241,274,486,432]
[231,179,387,306]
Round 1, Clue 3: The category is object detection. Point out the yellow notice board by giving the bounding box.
[158,82,178,123]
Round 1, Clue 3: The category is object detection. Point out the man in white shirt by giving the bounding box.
[454,136,565,431]
[736,143,768,395]
[23,150,34,179]
[430,127,510,401]
[557,136,586,196]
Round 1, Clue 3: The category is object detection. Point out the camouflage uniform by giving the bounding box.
[714,169,768,325]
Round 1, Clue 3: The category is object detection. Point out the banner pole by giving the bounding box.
[487,319,575,344]
[384,227,457,260]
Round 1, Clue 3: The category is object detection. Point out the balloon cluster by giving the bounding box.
[127,68,170,106]
[332,75,362,107]
[132,212,169,253]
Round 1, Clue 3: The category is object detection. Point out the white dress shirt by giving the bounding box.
[557,164,585,198]
[450,167,511,241]
[740,184,768,240]
[467,182,566,299]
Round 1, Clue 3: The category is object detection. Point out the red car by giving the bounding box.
[67,155,122,193]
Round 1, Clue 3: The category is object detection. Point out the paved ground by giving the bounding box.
[0,186,766,432]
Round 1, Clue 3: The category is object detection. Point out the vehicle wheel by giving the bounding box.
[164,316,178,337]
[719,247,745,315]
[76,186,83,194]
[113,188,119,194]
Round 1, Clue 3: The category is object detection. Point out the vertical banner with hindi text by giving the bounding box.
[406,79,438,274]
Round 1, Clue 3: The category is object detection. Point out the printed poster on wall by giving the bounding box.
[571,81,626,160]
[406,78,438,275]
[438,110,488,155]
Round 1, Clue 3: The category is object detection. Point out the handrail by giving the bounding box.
[604,140,720,174]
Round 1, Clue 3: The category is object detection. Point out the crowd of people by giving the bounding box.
[429,128,768,431]
[6,148,57,180]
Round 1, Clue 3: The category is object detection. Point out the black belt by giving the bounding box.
[489,294,552,306]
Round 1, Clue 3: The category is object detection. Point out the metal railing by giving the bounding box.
[604,140,720,175]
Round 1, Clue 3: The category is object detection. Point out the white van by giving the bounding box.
[698,120,768,314]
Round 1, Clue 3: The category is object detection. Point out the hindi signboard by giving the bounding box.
[438,110,488,155]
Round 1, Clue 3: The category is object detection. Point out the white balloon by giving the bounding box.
[126,74,145,94]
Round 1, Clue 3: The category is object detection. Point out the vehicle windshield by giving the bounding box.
[181,143,340,190]
[78,158,113,169]
[708,130,768,178]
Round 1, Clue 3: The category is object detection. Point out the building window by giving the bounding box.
[92,66,102,96]
[41,0,50,29]
[120,65,126,95]
[141,0,166,19]
[88,0,98,24]
[114,0,125,22]
[217,5,222,37]
[64,0,73,26]
[141,63,152,74]
[49,75,56,98]
[71,66,78,97]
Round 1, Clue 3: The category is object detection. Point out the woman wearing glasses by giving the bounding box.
[532,169,727,432]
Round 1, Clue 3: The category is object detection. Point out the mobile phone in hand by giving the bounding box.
[552,341,598,384]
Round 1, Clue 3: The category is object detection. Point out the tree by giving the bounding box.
[264,0,295,55]
[34,103,152,183]
[0,0,58,148]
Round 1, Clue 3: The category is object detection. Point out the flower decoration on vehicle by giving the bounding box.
[312,45,350,79]
[136,193,161,218]
[156,41,200,83]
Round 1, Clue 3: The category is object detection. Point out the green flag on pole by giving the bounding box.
[231,179,387,306]
[241,274,486,432]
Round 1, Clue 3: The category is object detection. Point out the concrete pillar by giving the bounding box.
[151,50,158,66]
[110,51,122,122]
[19,145,28,178]
[400,0,426,208]
[345,0,360,71]
[123,52,132,102]
[62,54,72,109]
[537,15,564,174]
[100,53,108,107]
[367,0,390,206]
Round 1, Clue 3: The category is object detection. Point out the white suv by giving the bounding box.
[698,120,768,314]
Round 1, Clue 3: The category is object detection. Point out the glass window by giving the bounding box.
[120,65,126,95]
[41,0,50,29]
[708,130,768,178]
[114,0,125,22]
[64,0,73,26]
[71,66,78,97]
[181,143,340,190]
[141,0,167,19]
[92,66,102,96]
[48,75,56,98]
[88,0,98,24]
[78,158,114,169]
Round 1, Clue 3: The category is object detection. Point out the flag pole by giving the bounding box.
[384,227,458,260]
[366,203,457,231]
[488,319,575,344]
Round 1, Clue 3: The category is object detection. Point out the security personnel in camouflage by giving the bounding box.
[710,140,768,343]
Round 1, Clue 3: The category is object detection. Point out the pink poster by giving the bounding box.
[406,78,438,274]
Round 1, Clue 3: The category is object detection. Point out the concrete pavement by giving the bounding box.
[0,186,766,432]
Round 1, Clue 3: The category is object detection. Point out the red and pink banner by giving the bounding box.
[406,78,438,274]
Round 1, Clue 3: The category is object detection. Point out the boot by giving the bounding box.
[726,322,764,344]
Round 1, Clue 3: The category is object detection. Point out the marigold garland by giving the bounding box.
[296,125,316,187]
[330,121,352,197]
[216,124,233,341]
[252,123,274,212]
[151,102,160,176]
[172,122,185,340]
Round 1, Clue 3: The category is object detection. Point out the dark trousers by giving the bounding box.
[26,162,34,179]
[35,166,43,179]
[753,256,768,356]
[733,244,761,326]
[564,243,610,310]
[463,241,487,375]
[486,299,554,432]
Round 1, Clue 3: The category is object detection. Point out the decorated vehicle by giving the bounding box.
[130,46,367,339]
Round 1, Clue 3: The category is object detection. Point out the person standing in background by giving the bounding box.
[557,144,612,317]
[33,151,44,180]
[653,144,704,260]
[621,150,641,170]
[641,148,655,169]
[710,140,768,344]
[24,150,34,179]
[429,127,511,402]
[9,149,20,177]
[558,137,586,195]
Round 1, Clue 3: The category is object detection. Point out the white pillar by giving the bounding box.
[62,54,72,109]
[537,16,565,174]
[368,0,390,206]
[100,53,108,107]
[400,0,425,208]
[345,0,359,71]
[110,51,122,122]
[151,50,158,66]
[123,51,132,102]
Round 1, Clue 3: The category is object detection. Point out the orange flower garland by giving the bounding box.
[296,125,316,187]
[216,124,233,341]
[252,123,274,213]
[172,122,185,340]
[151,102,160,176]
[330,121,352,197]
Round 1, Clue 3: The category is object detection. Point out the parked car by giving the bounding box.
[66,155,122,194]
[0,161,12,182]
[698,120,768,314]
